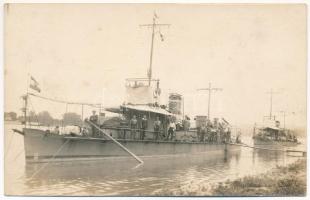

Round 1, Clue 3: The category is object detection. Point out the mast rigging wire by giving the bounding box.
[27,93,101,108]
[28,97,40,126]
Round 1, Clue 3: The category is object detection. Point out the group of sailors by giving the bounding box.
[123,114,234,143]
[196,119,232,143]
[285,132,298,142]
[128,115,149,140]
[127,115,167,140]
[51,110,235,143]
[272,131,298,142]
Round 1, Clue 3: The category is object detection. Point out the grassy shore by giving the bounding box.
[212,159,306,196]
[154,159,306,196]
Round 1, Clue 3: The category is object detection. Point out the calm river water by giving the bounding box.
[4,123,306,196]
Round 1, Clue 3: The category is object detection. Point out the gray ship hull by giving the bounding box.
[22,128,241,163]
[253,138,299,147]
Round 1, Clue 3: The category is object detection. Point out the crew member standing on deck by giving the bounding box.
[154,116,161,140]
[167,120,176,141]
[219,122,225,143]
[140,115,148,140]
[226,127,231,143]
[200,123,207,142]
[53,126,60,135]
[130,115,138,140]
[90,110,99,137]
[206,119,212,142]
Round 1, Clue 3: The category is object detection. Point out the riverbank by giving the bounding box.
[212,158,306,196]
[154,159,306,196]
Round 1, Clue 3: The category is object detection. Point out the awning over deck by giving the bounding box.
[263,126,280,131]
[105,105,173,116]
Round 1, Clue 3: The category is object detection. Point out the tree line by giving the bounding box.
[4,111,83,126]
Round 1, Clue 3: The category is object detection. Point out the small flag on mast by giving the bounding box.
[29,75,41,93]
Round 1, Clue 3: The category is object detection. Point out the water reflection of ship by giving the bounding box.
[13,13,241,163]
[248,147,287,176]
[253,89,299,147]
[24,151,241,195]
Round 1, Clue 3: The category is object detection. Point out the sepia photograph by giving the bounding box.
[3,3,308,197]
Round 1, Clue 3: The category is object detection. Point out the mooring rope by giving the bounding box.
[4,131,15,160]
[229,142,306,155]
[11,149,25,162]
[27,139,70,180]
[231,142,287,152]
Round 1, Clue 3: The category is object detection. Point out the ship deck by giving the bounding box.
[17,128,241,163]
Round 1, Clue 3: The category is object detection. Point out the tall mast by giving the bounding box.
[198,82,223,120]
[140,12,170,86]
[269,89,273,119]
[283,111,286,130]
[278,110,286,131]
[207,83,211,119]
[148,16,155,86]
[266,89,281,120]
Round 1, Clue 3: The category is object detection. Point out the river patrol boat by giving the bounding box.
[252,89,299,147]
[13,14,241,163]
[253,118,299,146]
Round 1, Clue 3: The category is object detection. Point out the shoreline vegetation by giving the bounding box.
[154,159,306,196]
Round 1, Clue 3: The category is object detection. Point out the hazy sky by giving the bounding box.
[4,4,307,128]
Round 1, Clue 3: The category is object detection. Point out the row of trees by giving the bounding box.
[5,111,83,126]
[4,112,18,121]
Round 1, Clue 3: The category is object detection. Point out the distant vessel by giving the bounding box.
[13,14,241,163]
[253,90,299,147]
[253,118,299,146]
